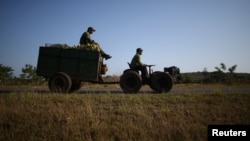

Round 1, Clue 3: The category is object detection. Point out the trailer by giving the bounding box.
[36,46,108,93]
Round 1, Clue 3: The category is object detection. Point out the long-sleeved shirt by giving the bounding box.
[131,53,145,67]
[79,31,94,45]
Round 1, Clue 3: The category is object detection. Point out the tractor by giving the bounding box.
[120,63,180,93]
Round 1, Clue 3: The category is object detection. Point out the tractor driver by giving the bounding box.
[79,26,112,60]
[130,48,149,80]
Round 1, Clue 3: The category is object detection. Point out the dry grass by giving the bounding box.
[0,91,249,141]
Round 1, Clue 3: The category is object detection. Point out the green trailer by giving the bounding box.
[36,46,106,93]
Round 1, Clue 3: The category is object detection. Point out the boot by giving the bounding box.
[102,53,112,60]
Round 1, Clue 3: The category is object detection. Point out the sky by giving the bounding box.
[0,0,250,76]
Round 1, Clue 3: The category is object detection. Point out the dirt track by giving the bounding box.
[0,84,250,94]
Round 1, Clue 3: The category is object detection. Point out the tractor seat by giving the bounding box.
[127,62,139,72]
[127,62,132,69]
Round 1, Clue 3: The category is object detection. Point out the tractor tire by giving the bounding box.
[69,80,82,93]
[150,72,173,93]
[120,70,142,93]
[48,72,72,93]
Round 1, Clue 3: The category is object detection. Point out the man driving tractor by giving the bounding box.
[130,48,149,81]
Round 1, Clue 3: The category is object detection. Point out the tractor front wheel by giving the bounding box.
[150,72,173,93]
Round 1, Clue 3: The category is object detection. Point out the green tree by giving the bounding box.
[19,64,43,82]
[228,65,237,73]
[202,67,210,83]
[203,63,238,84]
[0,64,13,81]
[215,63,227,73]
[214,63,237,74]
[20,64,34,79]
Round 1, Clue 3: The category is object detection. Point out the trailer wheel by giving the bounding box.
[48,72,72,93]
[120,70,142,93]
[150,72,173,93]
[69,80,82,93]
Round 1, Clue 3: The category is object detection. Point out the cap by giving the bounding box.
[87,26,96,32]
[136,48,143,52]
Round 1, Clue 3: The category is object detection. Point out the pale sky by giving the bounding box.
[1,0,249,76]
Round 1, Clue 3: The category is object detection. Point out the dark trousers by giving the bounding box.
[133,66,149,78]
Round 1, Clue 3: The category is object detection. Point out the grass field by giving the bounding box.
[0,85,249,141]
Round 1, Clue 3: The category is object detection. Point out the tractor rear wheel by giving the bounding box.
[120,70,142,93]
[48,72,72,93]
[150,72,173,93]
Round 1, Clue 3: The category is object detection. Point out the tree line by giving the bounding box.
[180,63,250,84]
[0,63,250,86]
[0,64,44,85]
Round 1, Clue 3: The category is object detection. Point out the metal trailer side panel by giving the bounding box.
[36,47,102,81]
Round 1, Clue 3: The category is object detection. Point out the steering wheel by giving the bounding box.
[146,64,156,67]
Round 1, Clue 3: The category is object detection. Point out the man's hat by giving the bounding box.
[88,26,96,32]
[136,48,143,52]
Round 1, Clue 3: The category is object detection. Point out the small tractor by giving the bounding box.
[36,45,180,93]
[120,63,180,93]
